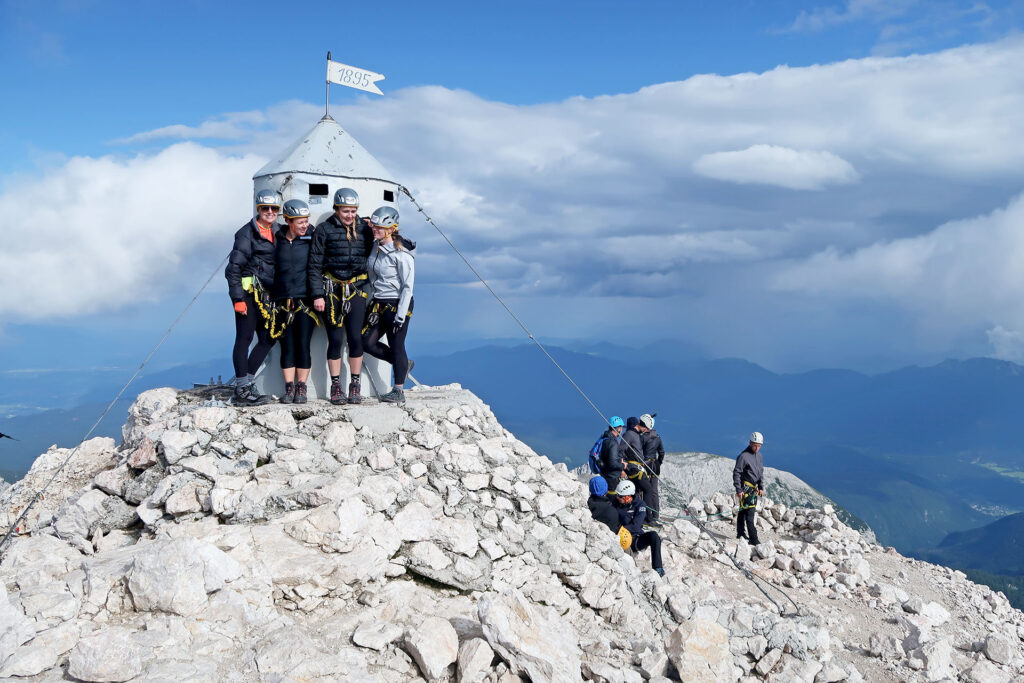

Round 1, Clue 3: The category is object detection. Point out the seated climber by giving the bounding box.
[588,477,664,577]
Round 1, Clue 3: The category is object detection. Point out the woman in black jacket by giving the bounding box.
[273,200,317,404]
[309,188,373,405]
[224,189,280,406]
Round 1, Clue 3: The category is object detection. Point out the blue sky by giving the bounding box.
[3,0,1024,385]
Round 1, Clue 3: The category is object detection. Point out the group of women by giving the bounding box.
[225,187,415,406]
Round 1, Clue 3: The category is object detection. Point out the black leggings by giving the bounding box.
[325,293,367,361]
[633,531,663,570]
[279,306,315,370]
[232,293,273,378]
[362,298,413,386]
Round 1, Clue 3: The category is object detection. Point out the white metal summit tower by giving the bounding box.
[252,114,402,400]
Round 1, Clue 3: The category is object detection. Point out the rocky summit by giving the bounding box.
[0,385,1022,682]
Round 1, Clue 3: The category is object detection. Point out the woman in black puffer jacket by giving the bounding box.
[272,199,317,404]
[224,189,280,406]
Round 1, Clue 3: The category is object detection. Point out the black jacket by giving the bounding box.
[272,227,313,300]
[599,429,623,480]
[308,214,374,297]
[621,427,644,462]
[225,219,276,302]
[642,429,665,466]
[614,496,648,537]
[588,495,621,533]
[733,446,764,494]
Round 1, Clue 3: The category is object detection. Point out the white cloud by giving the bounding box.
[693,145,860,190]
[0,144,263,317]
[987,325,1024,362]
[8,38,1024,369]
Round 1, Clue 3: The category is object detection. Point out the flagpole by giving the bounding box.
[325,51,331,118]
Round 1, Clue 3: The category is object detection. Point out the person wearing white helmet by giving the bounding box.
[733,431,765,545]
[309,188,374,405]
[611,479,664,576]
[273,200,316,404]
[363,206,416,404]
[224,189,281,406]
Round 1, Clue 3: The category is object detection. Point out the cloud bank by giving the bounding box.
[5,38,1024,368]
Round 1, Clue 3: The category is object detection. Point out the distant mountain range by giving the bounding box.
[4,341,1024,563]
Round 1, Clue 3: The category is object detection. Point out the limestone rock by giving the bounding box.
[0,583,36,669]
[67,627,142,682]
[983,633,1014,665]
[458,637,495,683]
[667,619,733,683]
[406,616,459,681]
[478,590,582,683]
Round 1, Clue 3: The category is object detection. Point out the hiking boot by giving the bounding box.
[330,380,346,405]
[294,382,307,404]
[655,567,665,577]
[280,382,295,404]
[379,387,405,404]
[233,382,270,407]
[348,377,362,404]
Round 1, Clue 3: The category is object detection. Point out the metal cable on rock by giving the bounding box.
[401,187,667,499]
[401,187,800,615]
[0,256,229,556]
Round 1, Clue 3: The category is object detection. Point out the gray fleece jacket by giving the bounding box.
[732,446,763,494]
[367,239,415,324]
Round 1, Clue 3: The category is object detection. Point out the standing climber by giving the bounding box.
[309,188,374,405]
[733,431,765,545]
[612,480,665,577]
[225,189,280,406]
[273,200,318,404]
[622,417,658,526]
[598,416,626,491]
[363,206,415,404]
[640,414,665,526]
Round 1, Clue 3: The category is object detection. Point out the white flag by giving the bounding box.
[327,59,385,96]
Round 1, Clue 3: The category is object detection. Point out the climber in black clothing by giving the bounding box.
[733,431,765,545]
[598,416,626,492]
[587,476,664,577]
[225,189,281,406]
[273,200,317,405]
[309,188,374,405]
[622,416,659,526]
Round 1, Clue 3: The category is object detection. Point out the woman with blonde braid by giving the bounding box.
[362,206,415,404]
[308,188,373,405]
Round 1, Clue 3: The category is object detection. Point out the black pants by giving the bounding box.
[362,298,412,385]
[634,475,657,521]
[279,306,315,370]
[633,531,663,570]
[647,475,660,522]
[603,474,622,494]
[737,507,759,544]
[325,292,367,361]
[232,293,273,378]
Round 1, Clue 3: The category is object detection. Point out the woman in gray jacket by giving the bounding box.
[362,206,415,404]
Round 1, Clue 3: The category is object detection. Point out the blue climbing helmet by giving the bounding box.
[609,416,625,429]
[589,476,608,497]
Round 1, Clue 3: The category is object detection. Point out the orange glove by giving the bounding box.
[234,301,247,315]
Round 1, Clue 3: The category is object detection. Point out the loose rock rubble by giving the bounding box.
[0,384,1020,682]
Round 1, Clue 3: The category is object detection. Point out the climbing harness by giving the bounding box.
[683,506,800,617]
[739,481,760,510]
[248,278,287,339]
[324,272,368,326]
[362,300,412,334]
[0,256,230,557]
[625,460,650,480]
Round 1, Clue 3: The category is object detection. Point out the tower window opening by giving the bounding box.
[383,189,395,202]
[309,183,329,196]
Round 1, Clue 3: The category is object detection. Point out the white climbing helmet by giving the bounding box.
[749,432,764,445]
[615,480,636,497]
[639,414,655,429]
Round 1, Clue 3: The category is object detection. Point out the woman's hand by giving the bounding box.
[234,301,247,315]
[313,298,325,312]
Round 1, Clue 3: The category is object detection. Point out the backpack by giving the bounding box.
[588,437,607,474]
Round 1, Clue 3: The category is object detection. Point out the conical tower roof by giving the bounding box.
[253,115,398,184]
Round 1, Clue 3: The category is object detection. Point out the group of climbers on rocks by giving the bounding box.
[225,188,415,407]
[588,413,769,573]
